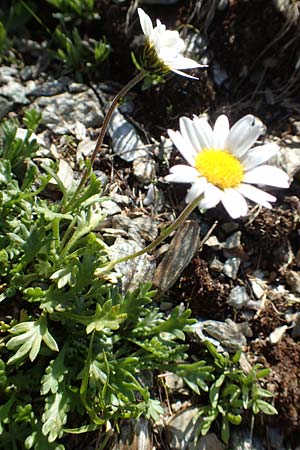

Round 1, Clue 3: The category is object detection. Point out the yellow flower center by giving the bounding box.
[195,149,244,189]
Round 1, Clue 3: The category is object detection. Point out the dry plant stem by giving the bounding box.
[101,194,203,273]
[64,71,146,211]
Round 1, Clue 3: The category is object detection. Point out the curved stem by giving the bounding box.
[63,71,146,212]
[96,194,202,275]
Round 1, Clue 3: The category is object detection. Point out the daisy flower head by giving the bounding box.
[166,114,289,219]
[137,8,203,79]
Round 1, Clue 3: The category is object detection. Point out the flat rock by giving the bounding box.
[192,319,247,352]
[33,89,102,132]
[29,80,67,97]
[108,107,148,162]
[110,237,155,292]
[165,407,199,450]
[153,220,200,292]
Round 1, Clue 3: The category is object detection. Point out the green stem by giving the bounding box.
[63,71,146,212]
[96,194,203,275]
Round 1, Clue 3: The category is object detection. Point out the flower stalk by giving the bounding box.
[95,194,203,276]
[63,71,146,212]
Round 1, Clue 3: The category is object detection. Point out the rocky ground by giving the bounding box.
[1,0,300,449]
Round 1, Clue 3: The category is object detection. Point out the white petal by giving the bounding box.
[222,188,248,218]
[165,165,200,183]
[243,165,289,188]
[191,116,214,150]
[213,115,230,149]
[237,183,276,208]
[168,129,197,166]
[155,19,166,33]
[198,183,222,209]
[225,115,264,158]
[179,117,200,153]
[138,9,153,38]
[169,55,201,70]
[158,30,183,53]
[170,69,199,80]
[241,143,279,170]
[185,178,207,203]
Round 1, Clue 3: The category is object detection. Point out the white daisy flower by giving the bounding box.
[137,8,202,79]
[166,114,289,219]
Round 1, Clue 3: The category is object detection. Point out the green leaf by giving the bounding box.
[85,301,127,334]
[22,109,42,133]
[242,384,249,408]
[0,396,15,435]
[152,307,195,340]
[41,349,67,395]
[254,399,277,415]
[7,316,58,364]
[227,412,242,425]
[255,368,271,379]
[42,390,70,442]
[221,416,230,443]
[50,264,79,289]
[64,300,127,334]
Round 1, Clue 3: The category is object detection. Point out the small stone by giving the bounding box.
[29,80,67,97]
[269,325,288,344]
[164,373,184,391]
[133,157,156,184]
[285,270,300,293]
[205,235,223,249]
[46,159,73,191]
[76,138,96,161]
[74,121,87,141]
[228,285,250,309]
[192,319,247,352]
[143,183,156,206]
[111,194,131,205]
[157,136,173,161]
[274,145,300,181]
[248,276,266,299]
[165,407,199,450]
[290,313,300,338]
[224,231,242,249]
[209,256,224,272]
[101,200,121,216]
[223,257,241,280]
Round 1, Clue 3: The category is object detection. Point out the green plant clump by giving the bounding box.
[0,110,193,448]
[0,111,277,448]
